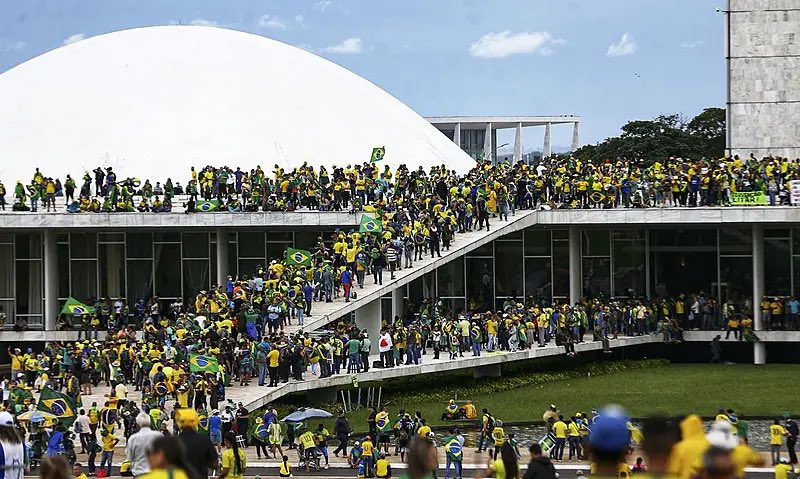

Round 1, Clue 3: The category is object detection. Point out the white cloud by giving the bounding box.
[189,18,218,27]
[321,37,363,54]
[607,33,638,56]
[680,40,704,49]
[313,1,332,13]
[62,33,85,45]
[1,39,26,52]
[468,30,562,59]
[295,14,304,23]
[257,14,286,29]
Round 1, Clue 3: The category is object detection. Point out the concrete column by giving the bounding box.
[571,122,580,152]
[752,224,766,364]
[216,228,230,286]
[354,297,382,347]
[391,287,404,322]
[483,122,493,162]
[453,123,461,148]
[543,123,552,159]
[44,230,58,331]
[514,122,523,163]
[568,226,581,305]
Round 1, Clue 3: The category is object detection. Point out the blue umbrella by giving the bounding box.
[281,408,333,422]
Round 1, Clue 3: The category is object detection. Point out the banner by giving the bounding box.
[730,192,767,206]
[189,354,220,373]
[196,199,220,212]
[359,215,383,234]
[791,180,800,205]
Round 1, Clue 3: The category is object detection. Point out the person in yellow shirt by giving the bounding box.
[491,421,506,460]
[72,462,88,479]
[375,453,392,479]
[278,455,292,478]
[361,435,375,477]
[552,415,568,461]
[775,460,795,479]
[99,430,119,477]
[267,347,280,387]
[770,419,788,465]
[417,419,432,439]
[220,432,247,479]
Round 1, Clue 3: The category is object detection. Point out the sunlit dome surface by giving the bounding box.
[0,25,474,184]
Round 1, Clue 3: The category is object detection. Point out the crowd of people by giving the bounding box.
[2,154,800,214]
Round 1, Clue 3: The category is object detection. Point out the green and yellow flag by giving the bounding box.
[196,199,220,212]
[60,297,95,316]
[286,247,312,267]
[359,215,383,234]
[198,410,210,435]
[370,147,386,163]
[189,354,220,374]
[37,386,77,425]
[249,420,270,442]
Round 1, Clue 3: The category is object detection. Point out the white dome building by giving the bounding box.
[0,26,473,185]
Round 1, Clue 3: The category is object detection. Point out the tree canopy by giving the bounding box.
[574,107,725,164]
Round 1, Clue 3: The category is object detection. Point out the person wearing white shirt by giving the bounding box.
[378,330,393,368]
[125,413,162,478]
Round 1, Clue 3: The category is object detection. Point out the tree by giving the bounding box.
[574,108,726,164]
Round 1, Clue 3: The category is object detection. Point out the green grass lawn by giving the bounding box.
[330,364,800,431]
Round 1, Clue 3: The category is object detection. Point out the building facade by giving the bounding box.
[727,0,800,159]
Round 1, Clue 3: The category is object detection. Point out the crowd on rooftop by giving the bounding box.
[2,153,800,214]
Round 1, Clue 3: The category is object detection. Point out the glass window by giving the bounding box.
[15,233,41,259]
[582,230,610,256]
[126,260,153,302]
[552,240,569,297]
[182,233,209,259]
[267,232,294,242]
[70,233,97,259]
[612,230,644,240]
[552,229,569,240]
[153,244,181,298]
[237,232,265,258]
[466,257,493,310]
[70,260,98,300]
[183,260,210,300]
[57,244,69,298]
[468,242,493,257]
[651,251,717,298]
[583,258,610,297]
[651,229,716,247]
[294,231,321,252]
[408,272,435,303]
[524,229,551,256]
[437,257,465,296]
[0,244,13,298]
[720,256,754,307]
[495,241,523,298]
[98,233,125,243]
[267,242,292,262]
[613,241,646,297]
[499,230,522,240]
[127,233,153,259]
[524,257,552,303]
[238,259,263,277]
[15,260,42,314]
[99,243,126,299]
[439,298,466,316]
[765,238,791,296]
[719,228,752,255]
[765,228,790,239]
[154,232,181,243]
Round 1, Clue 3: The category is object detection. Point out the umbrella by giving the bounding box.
[17,410,58,424]
[281,408,333,422]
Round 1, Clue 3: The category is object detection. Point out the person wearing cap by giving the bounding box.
[587,406,633,478]
[0,411,24,479]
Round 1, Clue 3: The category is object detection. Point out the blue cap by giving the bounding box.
[588,406,630,452]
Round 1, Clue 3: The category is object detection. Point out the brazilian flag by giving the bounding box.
[196,199,220,212]
[286,248,312,267]
[359,215,383,234]
[370,146,385,163]
[189,354,220,374]
[60,297,95,316]
[198,410,210,435]
[249,420,269,442]
[37,386,77,426]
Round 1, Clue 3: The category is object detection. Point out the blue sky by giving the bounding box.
[0,0,726,150]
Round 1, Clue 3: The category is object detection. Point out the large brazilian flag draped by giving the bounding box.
[37,386,77,425]
[189,354,220,374]
[359,215,383,234]
[60,297,95,316]
[249,420,269,442]
[198,410,210,435]
[196,199,220,212]
[286,248,312,267]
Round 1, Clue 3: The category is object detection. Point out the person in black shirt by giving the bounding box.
[523,444,556,479]
[176,411,218,479]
